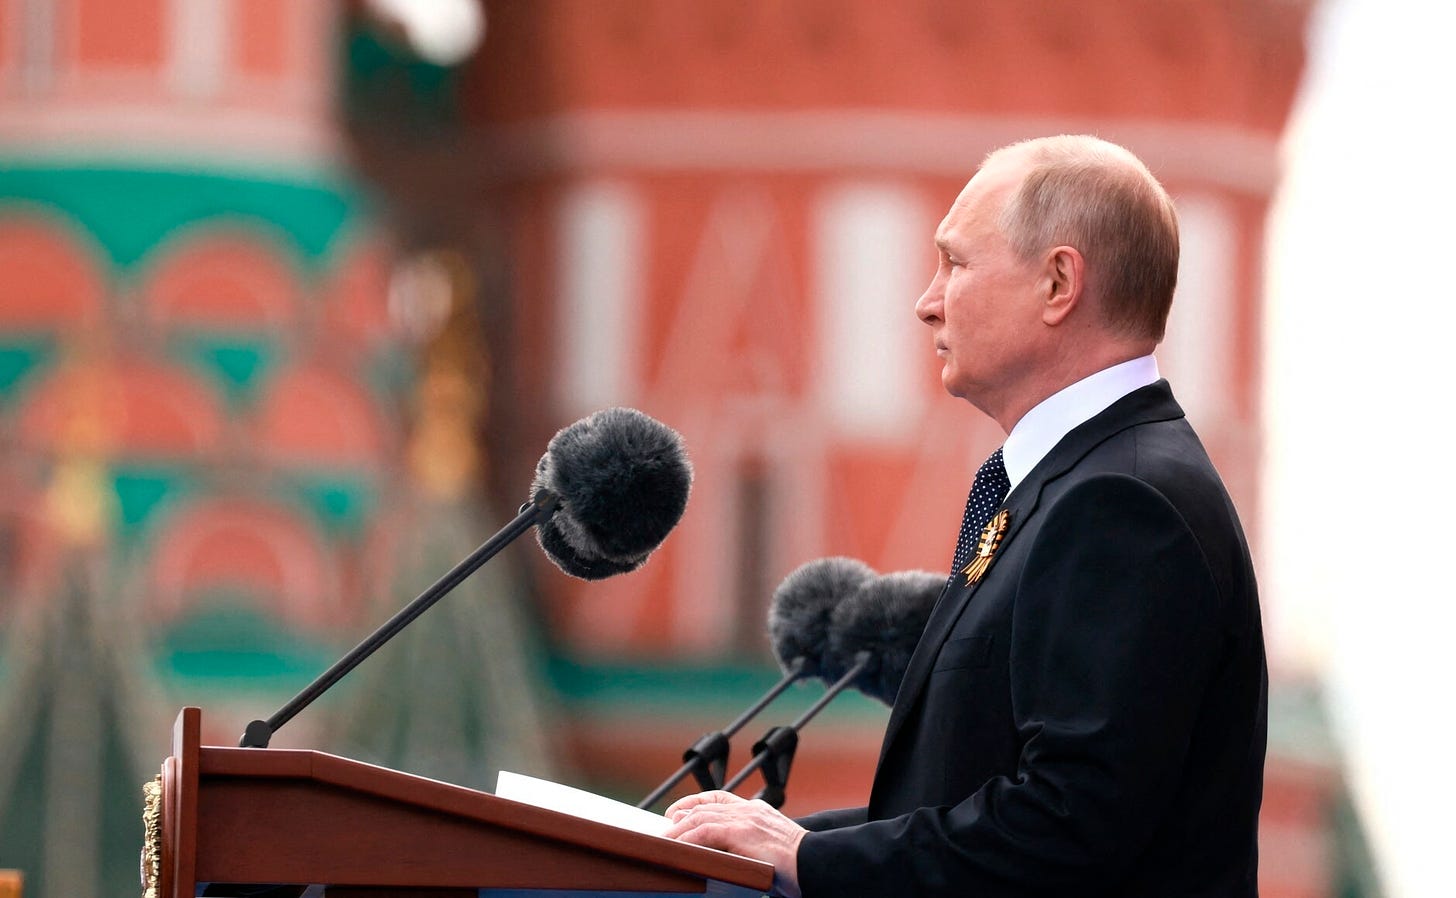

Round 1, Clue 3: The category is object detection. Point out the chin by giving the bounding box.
[941,372,985,408]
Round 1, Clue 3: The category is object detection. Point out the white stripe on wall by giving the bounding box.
[168,0,227,99]
[1162,192,1235,429]
[813,183,927,440]
[555,181,644,414]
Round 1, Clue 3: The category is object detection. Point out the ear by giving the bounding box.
[1040,246,1084,327]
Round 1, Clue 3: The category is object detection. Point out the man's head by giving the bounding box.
[915,135,1179,430]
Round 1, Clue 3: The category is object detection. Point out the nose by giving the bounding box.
[915,271,943,325]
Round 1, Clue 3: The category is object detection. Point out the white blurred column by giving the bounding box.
[168,0,228,99]
[812,183,926,442]
[1163,192,1235,432]
[555,181,645,415]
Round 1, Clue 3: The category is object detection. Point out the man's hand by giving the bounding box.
[664,790,807,898]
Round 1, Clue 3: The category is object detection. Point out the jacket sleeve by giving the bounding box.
[795,806,869,832]
[796,474,1225,897]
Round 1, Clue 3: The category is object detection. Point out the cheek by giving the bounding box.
[942,291,982,345]
[945,272,986,313]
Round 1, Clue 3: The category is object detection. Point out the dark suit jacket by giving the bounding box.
[796,381,1266,897]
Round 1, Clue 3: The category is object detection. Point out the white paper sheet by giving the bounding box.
[495,770,673,838]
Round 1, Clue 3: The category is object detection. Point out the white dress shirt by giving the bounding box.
[1000,355,1161,493]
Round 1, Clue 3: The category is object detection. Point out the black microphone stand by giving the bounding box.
[636,655,806,809]
[721,650,871,809]
[238,492,561,748]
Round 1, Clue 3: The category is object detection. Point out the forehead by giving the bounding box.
[935,156,1028,249]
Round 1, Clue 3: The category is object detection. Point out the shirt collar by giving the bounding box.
[1001,355,1160,492]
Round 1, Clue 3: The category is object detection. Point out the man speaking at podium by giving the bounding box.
[665,135,1266,897]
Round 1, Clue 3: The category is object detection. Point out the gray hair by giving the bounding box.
[990,135,1179,342]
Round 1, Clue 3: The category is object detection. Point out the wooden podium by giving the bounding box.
[147,708,774,898]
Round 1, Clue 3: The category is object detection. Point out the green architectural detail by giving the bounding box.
[152,602,337,692]
[96,721,148,898]
[173,333,281,407]
[342,24,464,134]
[0,568,156,898]
[293,472,376,538]
[111,466,187,534]
[1333,791,1385,898]
[0,164,365,270]
[0,700,48,889]
[0,337,55,402]
[546,654,888,723]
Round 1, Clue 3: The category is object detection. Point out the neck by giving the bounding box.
[986,341,1155,433]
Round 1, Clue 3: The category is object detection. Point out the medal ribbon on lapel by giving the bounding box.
[962,508,1009,585]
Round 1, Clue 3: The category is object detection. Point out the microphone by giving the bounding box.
[636,557,876,809]
[723,568,943,807]
[768,557,879,678]
[827,570,944,705]
[239,407,692,748]
[533,407,693,580]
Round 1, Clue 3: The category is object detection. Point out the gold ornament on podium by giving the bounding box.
[141,773,163,898]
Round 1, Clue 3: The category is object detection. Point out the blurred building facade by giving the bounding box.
[0,2,1376,898]
[0,3,554,896]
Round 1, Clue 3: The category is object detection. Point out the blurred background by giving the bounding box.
[1,0,1448,896]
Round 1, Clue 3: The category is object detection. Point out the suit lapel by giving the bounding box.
[874,479,1040,765]
[870,382,1185,781]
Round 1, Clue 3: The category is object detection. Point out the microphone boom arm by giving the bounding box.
[722,650,872,807]
[238,492,561,748]
[637,656,806,809]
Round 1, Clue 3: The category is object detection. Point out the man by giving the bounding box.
[664,135,1266,897]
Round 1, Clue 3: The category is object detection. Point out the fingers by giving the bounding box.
[663,796,789,844]
[665,789,746,821]
[663,792,742,843]
[662,798,806,898]
[665,811,726,846]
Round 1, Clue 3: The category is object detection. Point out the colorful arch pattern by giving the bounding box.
[0,170,407,667]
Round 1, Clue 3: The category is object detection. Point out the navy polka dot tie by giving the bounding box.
[950,447,1011,578]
